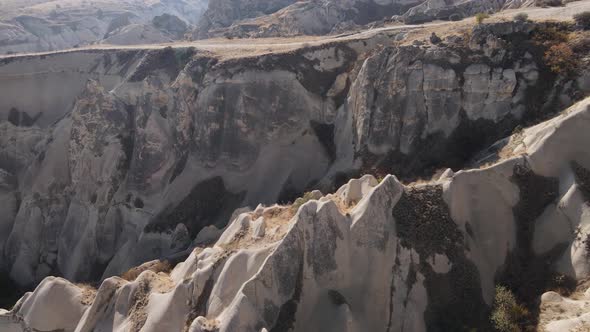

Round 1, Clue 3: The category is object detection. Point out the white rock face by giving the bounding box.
[346,22,545,172]
[539,284,590,332]
[0,277,90,332]
[2,97,590,331]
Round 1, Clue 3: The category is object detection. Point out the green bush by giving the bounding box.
[513,13,529,22]
[574,11,590,30]
[475,13,490,25]
[491,286,529,332]
[291,192,315,211]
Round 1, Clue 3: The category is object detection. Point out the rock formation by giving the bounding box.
[191,0,548,39]
[1,2,590,329]
[1,16,588,293]
[2,96,590,331]
[153,13,189,39]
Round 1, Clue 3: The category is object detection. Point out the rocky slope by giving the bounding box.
[1,16,589,295]
[192,0,549,39]
[2,96,590,331]
[0,0,207,55]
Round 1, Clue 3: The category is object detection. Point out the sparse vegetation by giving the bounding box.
[121,260,172,281]
[535,0,564,7]
[291,191,315,212]
[449,13,463,21]
[531,24,585,76]
[533,25,570,47]
[491,286,530,332]
[549,273,576,296]
[569,31,590,54]
[475,13,490,25]
[376,175,385,183]
[574,11,590,30]
[76,283,98,306]
[544,42,577,75]
[513,13,529,22]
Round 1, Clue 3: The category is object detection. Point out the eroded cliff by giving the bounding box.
[1,12,590,330]
[2,96,590,331]
[1,17,588,291]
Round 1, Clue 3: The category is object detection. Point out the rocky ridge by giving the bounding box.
[0,0,574,54]
[1,96,590,331]
[193,0,547,39]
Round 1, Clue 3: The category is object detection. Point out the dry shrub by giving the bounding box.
[121,260,172,281]
[513,13,529,22]
[533,25,570,47]
[569,31,590,53]
[544,42,577,74]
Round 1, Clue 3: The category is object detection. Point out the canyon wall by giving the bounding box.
[2,96,590,331]
[0,19,587,297]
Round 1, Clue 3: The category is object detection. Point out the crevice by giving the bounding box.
[269,259,304,332]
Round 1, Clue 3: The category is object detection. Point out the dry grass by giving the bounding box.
[569,30,590,53]
[121,260,173,282]
[217,190,362,253]
[403,169,450,187]
[497,128,527,161]
[75,283,98,306]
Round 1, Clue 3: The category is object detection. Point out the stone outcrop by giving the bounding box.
[2,96,590,331]
[402,0,510,24]
[192,0,300,39]
[153,14,189,39]
[0,20,587,292]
